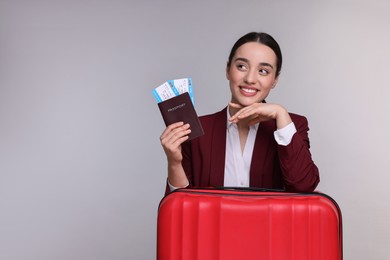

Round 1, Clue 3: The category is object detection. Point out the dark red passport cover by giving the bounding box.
[158,92,204,141]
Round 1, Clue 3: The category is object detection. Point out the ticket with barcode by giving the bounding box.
[152,77,194,104]
[168,78,194,104]
[152,81,178,103]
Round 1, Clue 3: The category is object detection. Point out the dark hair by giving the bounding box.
[227,32,282,77]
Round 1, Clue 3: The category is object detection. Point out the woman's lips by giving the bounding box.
[239,86,258,96]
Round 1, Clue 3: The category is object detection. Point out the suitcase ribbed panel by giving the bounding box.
[157,189,342,260]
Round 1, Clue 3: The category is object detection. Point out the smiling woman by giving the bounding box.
[159,32,320,194]
[227,42,278,106]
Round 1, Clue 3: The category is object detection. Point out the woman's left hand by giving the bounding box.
[229,102,292,129]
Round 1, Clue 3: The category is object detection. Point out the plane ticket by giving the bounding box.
[152,77,194,105]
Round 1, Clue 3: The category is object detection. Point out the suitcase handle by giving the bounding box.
[215,186,286,192]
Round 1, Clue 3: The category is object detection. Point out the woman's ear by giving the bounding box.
[226,65,230,80]
[272,76,279,89]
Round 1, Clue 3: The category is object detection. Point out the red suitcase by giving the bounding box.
[157,188,342,260]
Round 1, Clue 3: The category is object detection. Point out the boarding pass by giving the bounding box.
[152,78,194,105]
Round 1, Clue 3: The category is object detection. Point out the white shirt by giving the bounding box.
[224,114,258,187]
[224,108,296,187]
[168,107,297,191]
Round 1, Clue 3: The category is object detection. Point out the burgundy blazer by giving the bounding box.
[178,107,320,193]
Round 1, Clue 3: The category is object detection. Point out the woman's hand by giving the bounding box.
[229,102,292,129]
[160,122,191,164]
[160,122,191,189]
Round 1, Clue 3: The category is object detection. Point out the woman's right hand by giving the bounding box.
[160,122,191,164]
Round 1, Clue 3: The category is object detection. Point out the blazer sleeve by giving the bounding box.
[277,115,320,192]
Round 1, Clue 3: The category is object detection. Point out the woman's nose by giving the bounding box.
[244,69,256,84]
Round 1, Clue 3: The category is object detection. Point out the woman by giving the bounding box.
[160,32,319,194]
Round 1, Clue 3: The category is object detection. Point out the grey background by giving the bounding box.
[1,0,389,259]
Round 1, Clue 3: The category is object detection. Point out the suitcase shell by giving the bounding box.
[157,188,342,260]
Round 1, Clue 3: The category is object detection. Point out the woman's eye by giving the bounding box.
[259,69,269,75]
[237,64,247,70]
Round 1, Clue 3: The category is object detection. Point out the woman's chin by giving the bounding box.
[235,98,261,107]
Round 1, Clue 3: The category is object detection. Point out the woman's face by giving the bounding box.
[226,42,279,106]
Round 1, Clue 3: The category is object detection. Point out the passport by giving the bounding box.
[157,92,204,141]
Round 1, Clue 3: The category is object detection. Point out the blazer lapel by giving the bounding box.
[209,108,227,187]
